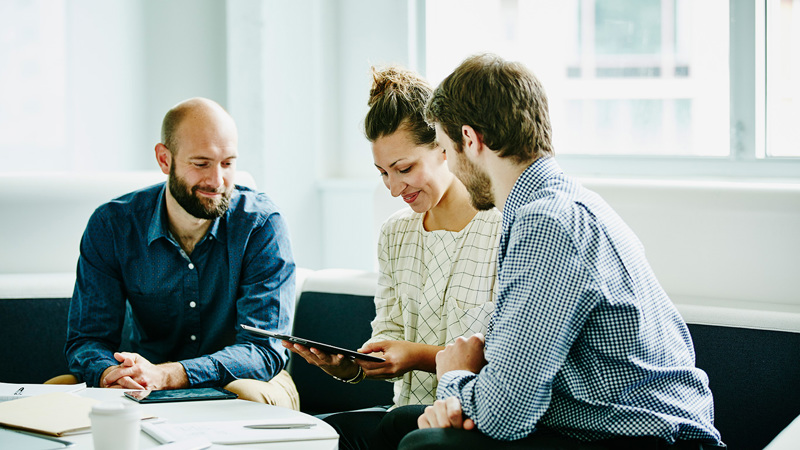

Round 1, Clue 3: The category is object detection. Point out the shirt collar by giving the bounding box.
[146,184,224,246]
[502,157,562,229]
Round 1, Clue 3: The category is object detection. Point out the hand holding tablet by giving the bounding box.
[240,324,385,362]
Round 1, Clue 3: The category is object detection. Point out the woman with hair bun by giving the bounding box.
[285,66,501,450]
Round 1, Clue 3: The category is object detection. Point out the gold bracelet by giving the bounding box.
[332,365,365,384]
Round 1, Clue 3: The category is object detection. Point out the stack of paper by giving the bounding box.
[142,419,338,445]
[0,392,97,436]
[0,381,86,402]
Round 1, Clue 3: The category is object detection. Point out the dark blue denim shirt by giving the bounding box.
[65,183,295,387]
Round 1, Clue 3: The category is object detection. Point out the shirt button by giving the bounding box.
[188,263,195,270]
[189,301,197,308]
[190,335,197,341]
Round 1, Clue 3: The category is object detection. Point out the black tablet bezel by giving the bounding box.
[240,324,385,362]
[123,387,238,403]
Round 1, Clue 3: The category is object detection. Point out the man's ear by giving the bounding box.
[461,125,485,158]
[155,143,171,175]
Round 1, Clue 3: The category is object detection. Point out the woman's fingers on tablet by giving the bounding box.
[309,347,341,364]
[286,343,322,364]
[284,341,349,370]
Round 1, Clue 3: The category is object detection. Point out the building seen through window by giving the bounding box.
[766,0,800,157]
[426,0,731,158]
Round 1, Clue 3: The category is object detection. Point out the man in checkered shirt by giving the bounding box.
[378,54,725,449]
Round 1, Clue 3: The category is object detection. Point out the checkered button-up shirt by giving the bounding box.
[437,157,722,445]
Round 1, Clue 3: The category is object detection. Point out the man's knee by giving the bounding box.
[44,374,79,384]
[224,370,299,410]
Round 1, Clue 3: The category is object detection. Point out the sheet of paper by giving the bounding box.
[0,382,87,402]
[143,419,338,445]
[0,392,97,436]
[0,428,74,449]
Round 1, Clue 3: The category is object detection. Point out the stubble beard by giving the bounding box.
[168,165,232,220]
[455,151,495,211]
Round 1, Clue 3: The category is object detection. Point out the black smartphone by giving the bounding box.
[123,387,237,403]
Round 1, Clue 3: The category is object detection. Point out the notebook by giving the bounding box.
[0,392,97,436]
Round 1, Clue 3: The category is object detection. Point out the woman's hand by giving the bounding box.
[356,340,443,379]
[282,341,361,380]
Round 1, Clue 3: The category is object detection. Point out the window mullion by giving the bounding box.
[729,0,759,161]
[756,0,768,158]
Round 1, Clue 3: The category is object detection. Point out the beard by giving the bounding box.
[455,152,495,211]
[168,165,232,219]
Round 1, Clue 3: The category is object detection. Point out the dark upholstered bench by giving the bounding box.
[687,322,800,449]
[1,271,798,448]
[0,270,394,414]
[287,269,394,415]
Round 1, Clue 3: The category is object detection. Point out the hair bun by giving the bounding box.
[364,65,434,145]
[368,66,428,107]
[369,67,396,107]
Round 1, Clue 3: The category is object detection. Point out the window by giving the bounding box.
[766,0,800,157]
[425,0,800,178]
[0,0,67,167]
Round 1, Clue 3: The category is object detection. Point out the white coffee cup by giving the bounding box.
[89,400,141,450]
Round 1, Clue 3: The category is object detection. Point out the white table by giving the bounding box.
[764,414,800,450]
[64,388,338,449]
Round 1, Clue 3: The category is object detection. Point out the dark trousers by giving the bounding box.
[376,405,725,450]
[321,406,396,450]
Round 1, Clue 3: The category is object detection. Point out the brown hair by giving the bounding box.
[425,53,553,164]
[365,66,435,146]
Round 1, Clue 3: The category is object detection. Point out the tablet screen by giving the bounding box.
[124,387,237,403]
[240,324,385,362]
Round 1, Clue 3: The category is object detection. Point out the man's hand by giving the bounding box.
[435,333,488,380]
[100,358,144,390]
[418,397,476,430]
[101,352,188,390]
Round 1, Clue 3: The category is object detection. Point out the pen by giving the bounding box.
[13,387,24,395]
[244,423,315,429]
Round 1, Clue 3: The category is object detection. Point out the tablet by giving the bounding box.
[123,387,237,403]
[240,324,385,362]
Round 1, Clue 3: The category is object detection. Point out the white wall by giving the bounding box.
[62,0,228,172]
[0,0,798,320]
[584,179,800,311]
[330,177,800,318]
[225,0,423,269]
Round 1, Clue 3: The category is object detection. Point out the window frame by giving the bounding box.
[420,0,800,181]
